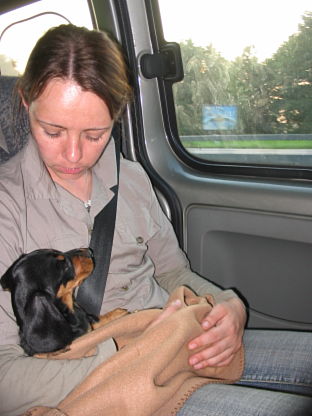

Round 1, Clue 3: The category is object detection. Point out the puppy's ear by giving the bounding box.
[21,291,73,356]
[0,254,26,292]
[1,266,15,291]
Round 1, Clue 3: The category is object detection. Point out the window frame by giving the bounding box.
[146,0,312,181]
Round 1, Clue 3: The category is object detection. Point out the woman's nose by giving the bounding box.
[64,135,82,163]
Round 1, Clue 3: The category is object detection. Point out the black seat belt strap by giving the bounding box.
[76,133,120,316]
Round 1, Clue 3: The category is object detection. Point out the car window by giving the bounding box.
[158,0,312,168]
[0,0,93,76]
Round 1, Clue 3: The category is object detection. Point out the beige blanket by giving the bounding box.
[23,286,244,416]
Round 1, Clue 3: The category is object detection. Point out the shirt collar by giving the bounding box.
[92,135,118,193]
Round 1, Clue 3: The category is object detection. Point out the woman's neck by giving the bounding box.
[50,169,93,202]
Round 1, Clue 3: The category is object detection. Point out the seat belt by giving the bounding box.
[76,131,120,316]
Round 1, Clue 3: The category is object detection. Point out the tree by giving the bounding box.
[0,54,19,76]
[174,40,231,135]
[265,12,312,133]
[230,47,271,134]
[174,11,312,136]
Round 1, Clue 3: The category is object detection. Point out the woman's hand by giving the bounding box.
[188,297,246,369]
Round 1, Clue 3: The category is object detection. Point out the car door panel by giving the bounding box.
[187,205,312,329]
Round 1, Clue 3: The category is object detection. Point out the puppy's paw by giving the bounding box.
[34,346,71,359]
[92,308,129,329]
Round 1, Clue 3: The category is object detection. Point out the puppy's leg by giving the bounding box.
[92,308,128,329]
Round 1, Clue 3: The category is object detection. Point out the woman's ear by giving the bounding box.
[18,89,29,111]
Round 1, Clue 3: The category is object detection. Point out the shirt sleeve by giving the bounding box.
[0,339,117,416]
[0,193,24,277]
[0,192,26,345]
[155,264,238,303]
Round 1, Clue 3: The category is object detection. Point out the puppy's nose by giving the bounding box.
[80,248,95,267]
[86,247,94,260]
[79,248,94,259]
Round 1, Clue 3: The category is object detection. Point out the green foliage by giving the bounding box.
[181,140,312,149]
[174,12,312,137]
[174,40,231,135]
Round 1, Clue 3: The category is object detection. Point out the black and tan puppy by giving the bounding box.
[0,248,126,356]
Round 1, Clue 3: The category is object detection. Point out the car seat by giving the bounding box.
[0,76,29,164]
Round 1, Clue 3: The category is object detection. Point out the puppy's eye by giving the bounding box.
[63,258,74,274]
[55,256,71,273]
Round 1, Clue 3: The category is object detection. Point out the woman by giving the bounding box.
[0,24,311,416]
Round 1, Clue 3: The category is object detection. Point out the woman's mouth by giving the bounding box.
[58,167,84,175]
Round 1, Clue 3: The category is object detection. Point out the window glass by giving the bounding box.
[158,0,312,167]
[0,0,93,75]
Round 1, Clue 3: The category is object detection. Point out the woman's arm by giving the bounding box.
[0,340,116,416]
[144,172,247,369]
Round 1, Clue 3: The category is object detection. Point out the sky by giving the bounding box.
[1,0,311,74]
[158,0,311,61]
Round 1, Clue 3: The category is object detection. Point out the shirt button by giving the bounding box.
[136,236,144,244]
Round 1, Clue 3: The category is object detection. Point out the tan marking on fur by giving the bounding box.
[56,256,94,310]
[92,308,129,329]
[71,256,94,286]
[56,284,74,310]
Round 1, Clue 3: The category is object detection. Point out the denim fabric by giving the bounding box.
[178,329,312,415]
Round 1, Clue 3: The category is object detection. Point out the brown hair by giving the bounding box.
[18,24,132,120]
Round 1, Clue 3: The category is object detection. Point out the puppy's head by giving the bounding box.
[0,248,94,355]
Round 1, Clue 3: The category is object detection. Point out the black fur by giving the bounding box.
[0,248,96,355]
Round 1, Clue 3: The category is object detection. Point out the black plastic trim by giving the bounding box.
[140,42,183,82]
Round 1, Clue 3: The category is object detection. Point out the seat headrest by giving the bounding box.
[0,76,29,164]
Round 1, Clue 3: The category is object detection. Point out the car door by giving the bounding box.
[1,0,312,331]
[92,0,312,331]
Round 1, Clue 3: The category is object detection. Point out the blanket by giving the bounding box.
[23,286,244,416]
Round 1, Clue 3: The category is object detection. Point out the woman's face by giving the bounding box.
[24,78,113,184]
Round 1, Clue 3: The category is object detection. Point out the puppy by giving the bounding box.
[0,248,127,356]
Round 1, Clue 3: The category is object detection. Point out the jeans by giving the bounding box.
[178,329,312,415]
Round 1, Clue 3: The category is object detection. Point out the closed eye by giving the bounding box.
[84,127,111,142]
[63,257,74,274]
[55,255,73,276]
[44,130,62,138]
[85,134,103,142]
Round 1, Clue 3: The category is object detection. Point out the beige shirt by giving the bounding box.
[0,136,235,415]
